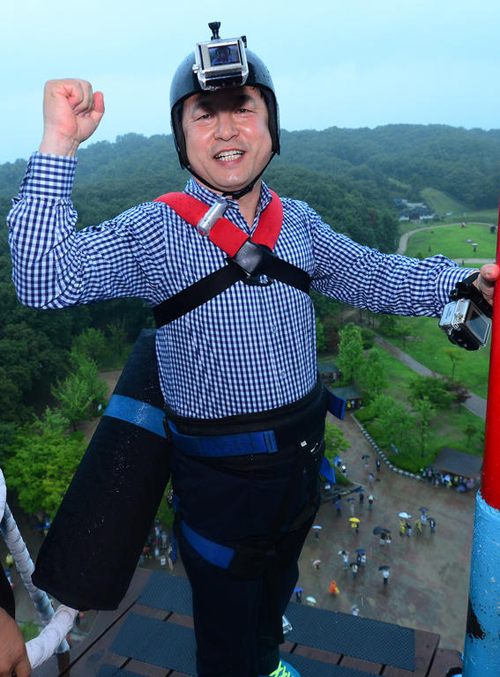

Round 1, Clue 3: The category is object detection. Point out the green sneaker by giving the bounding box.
[263,658,301,677]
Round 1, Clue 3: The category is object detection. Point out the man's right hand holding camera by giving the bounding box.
[39,79,105,157]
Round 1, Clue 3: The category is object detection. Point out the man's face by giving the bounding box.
[182,86,272,195]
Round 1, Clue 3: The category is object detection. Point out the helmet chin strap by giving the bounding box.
[187,152,276,201]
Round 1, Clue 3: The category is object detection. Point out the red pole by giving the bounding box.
[481,204,500,509]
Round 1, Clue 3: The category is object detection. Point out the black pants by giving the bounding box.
[172,435,323,677]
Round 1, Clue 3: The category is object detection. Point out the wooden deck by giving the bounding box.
[33,569,463,677]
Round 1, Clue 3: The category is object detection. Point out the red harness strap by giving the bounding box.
[154,189,284,257]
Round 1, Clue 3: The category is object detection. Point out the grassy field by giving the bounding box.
[421,187,469,219]
[400,195,493,401]
[404,222,497,261]
[386,316,490,399]
[419,187,497,225]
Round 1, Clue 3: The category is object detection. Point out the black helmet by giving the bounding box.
[170,25,280,171]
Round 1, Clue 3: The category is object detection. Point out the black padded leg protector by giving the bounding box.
[32,329,171,610]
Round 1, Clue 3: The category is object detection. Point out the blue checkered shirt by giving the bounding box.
[8,152,468,419]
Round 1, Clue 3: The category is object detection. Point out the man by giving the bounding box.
[6,23,497,677]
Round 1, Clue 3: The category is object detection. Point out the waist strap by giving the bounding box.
[167,421,278,457]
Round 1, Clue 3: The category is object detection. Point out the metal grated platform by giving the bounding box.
[286,603,415,671]
[107,611,388,677]
[137,571,414,671]
[110,613,197,674]
[35,568,461,676]
[138,569,193,615]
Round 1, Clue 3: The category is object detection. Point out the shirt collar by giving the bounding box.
[184,177,273,228]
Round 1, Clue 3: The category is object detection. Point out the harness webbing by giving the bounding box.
[152,191,311,328]
[155,189,284,255]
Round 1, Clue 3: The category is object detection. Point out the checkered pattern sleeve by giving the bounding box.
[297,201,470,317]
[8,153,167,309]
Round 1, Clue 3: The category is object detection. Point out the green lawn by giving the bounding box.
[420,187,497,225]
[421,187,469,218]
[386,316,491,399]
[404,223,497,261]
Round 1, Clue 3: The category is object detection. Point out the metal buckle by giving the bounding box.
[242,274,274,286]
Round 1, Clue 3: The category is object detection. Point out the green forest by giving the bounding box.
[0,122,498,514]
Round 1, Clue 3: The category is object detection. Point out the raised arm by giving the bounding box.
[38,79,105,157]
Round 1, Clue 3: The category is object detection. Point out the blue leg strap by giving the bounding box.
[181,521,234,569]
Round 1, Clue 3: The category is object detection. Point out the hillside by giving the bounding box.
[0,122,498,428]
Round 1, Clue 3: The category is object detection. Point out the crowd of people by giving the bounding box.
[421,467,478,491]
[292,435,467,630]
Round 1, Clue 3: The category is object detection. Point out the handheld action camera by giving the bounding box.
[193,22,249,90]
[439,297,491,350]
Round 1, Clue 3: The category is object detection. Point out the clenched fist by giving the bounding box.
[39,79,105,157]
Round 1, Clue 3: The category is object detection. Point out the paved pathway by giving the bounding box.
[297,412,477,653]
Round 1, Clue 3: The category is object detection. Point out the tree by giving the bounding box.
[369,394,418,455]
[52,352,108,430]
[73,328,107,366]
[377,315,401,337]
[4,409,87,516]
[324,419,350,463]
[413,396,434,458]
[337,323,364,384]
[464,422,479,446]
[315,317,327,353]
[408,375,454,409]
[441,347,464,380]
[360,349,388,395]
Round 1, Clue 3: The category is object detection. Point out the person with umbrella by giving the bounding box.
[329,580,340,595]
[373,525,390,545]
[349,517,360,534]
[379,565,391,585]
[347,497,356,516]
[356,548,366,566]
[338,550,349,570]
[312,525,322,542]
[294,587,303,603]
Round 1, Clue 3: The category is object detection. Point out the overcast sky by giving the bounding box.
[1,0,499,164]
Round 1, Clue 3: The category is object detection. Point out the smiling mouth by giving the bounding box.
[214,150,244,161]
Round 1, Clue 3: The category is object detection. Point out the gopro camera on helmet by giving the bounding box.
[439,271,492,350]
[193,22,249,90]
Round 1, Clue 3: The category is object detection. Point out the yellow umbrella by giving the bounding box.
[349,517,360,523]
